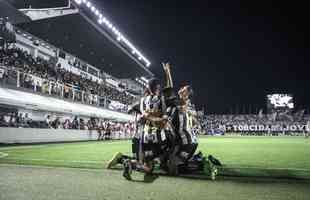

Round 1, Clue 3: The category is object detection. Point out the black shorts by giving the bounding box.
[177,143,198,161]
[142,143,162,162]
[132,138,140,159]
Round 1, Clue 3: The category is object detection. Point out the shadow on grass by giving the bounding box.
[2,160,310,183]
[221,166,310,180]
[108,165,310,184]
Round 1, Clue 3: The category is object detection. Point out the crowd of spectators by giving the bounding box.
[0,111,47,129]
[203,112,310,135]
[0,112,135,139]
[0,45,137,111]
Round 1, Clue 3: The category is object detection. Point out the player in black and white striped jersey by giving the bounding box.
[306,120,310,139]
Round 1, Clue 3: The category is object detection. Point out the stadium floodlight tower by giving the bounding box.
[18,0,154,77]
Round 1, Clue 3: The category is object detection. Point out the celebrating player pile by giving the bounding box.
[107,62,221,181]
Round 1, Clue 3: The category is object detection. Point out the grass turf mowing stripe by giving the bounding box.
[3,156,310,173]
[0,145,46,150]
[221,167,310,179]
[3,157,103,164]
[1,137,309,179]
[2,156,310,180]
[0,152,8,158]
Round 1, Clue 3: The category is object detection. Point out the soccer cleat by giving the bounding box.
[203,159,218,180]
[210,167,218,181]
[123,159,132,180]
[106,152,123,169]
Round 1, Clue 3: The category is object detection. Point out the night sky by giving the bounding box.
[8,0,310,114]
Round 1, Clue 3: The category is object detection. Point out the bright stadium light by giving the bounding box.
[75,1,151,67]
[75,0,82,5]
[141,77,147,82]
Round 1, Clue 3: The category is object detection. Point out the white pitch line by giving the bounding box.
[4,157,103,164]
[0,141,129,151]
[0,145,46,150]
[0,163,109,173]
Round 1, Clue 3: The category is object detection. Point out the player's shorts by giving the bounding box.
[177,143,198,162]
[142,142,162,162]
[131,138,140,159]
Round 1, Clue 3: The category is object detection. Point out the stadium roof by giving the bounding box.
[0,0,31,24]
[5,0,154,79]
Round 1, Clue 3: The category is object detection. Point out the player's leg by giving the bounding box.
[106,152,131,169]
[107,137,140,169]
[97,130,101,140]
[122,159,133,180]
[203,157,218,180]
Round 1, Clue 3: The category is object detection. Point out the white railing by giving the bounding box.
[0,65,129,113]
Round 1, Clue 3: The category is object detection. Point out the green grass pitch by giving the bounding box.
[1,136,310,200]
[1,136,310,177]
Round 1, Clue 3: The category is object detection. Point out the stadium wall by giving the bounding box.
[0,128,99,144]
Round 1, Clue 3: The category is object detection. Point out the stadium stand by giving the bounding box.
[0,20,142,113]
[203,113,310,136]
[0,19,140,143]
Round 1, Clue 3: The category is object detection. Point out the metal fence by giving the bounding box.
[0,65,128,112]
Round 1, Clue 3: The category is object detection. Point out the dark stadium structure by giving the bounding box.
[0,0,31,24]
[8,0,153,79]
[1,1,310,200]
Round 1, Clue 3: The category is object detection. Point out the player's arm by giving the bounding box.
[141,111,164,124]
[162,62,174,89]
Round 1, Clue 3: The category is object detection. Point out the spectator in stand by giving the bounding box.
[46,115,51,128]
[86,119,92,130]
[63,119,71,129]
[79,118,85,130]
[105,122,112,140]
[16,113,24,124]
[71,116,79,129]
[51,117,61,129]
[97,120,104,140]
[0,114,9,127]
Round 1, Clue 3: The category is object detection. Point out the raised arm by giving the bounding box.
[162,62,174,88]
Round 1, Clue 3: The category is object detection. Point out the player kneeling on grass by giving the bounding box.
[107,85,222,180]
[107,79,167,180]
[162,85,221,180]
